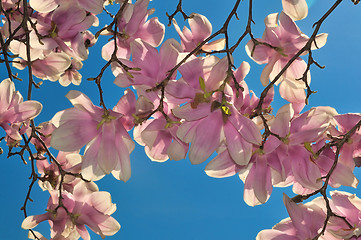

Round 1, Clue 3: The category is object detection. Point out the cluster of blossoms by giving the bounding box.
[257,191,361,239]
[2,0,100,86]
[0,0,361,239]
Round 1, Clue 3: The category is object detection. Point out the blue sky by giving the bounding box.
[1,0,361,239]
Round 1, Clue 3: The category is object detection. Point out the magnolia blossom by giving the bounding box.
[102,0,165,60]
[29,3,99,61]
[168,57,263,166]
[0,79,42,141]
[329,113,361,169]
[173,13,225,52]
[257,191,361,239]
[327,191,361,239]
[6,1,99,84]
[12,50,72,82]
[50,90,136,181]
[112,38,182,88]
[245,11,327,104]
[36,151,83,191]
[22,181,120,240]
[134,116,188,162]
[205,104,342,205]
[26,121,55,152]
[59,59,83,87]
[256,194,336,240]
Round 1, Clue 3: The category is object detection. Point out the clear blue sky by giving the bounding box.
[1,0,361,239]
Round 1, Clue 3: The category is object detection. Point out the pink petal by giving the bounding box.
[90,191,117,215]
[279,80,306,104]
[94,215,121,237]
[82,137,107,181]
[78,0,104,14]
[257,229,296,240]
[188,13,212,42]
[113,89,136,131]
[270,104,293,137]
[312,33,328,50]
[245,40,272,64]
[50,109,99,152]
[244,155,272,206]
[172,103,211,121]
[264,13,279,27]
[224,121,252,165]
[29,0,58,13]
[1,100,42,123]
[176,121,201,143]
[1,123,22,141]
[32,52,71,81]
[229,111,262,145]
[279,11,303,35]
[125,0,149,36]
[0,79,15,112]
[96,123,119,175]
[289,146,322,190]
[260,56,279,86]
[159,39,181,74]
[65,90,104,119]
[112,127,134,182]
[21,213,49,229]
[136,17,165,47]
[205,149,241,178]
[167,139,187,161]
[76,224,91,240]
[206,57,228,92]
[166,79,196,100]
[202,38,226,51]
[282,0,308,21]
[188,111,222,164]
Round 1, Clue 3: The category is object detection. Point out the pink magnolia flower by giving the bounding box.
[0,79,42,141]
[312,142,359,190]
[12,50,72,82]
[102,0,165,60]
[206,104,338,205]
[22,181,120,240]
[36,151,83,191]
[256,194,337,240]
[29,3,99,61]
[173,13,225,52]
[257,191,361,239]
[50,89,136,181]
[112,38,182,88]
[327,191,361,239]
[59,59,83,87]
[245,11,327,104]
[329,113,361,170]
[269,105,338,194]
[169,57,262,165]
[27,121,56,153]
[134,116,188,162]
